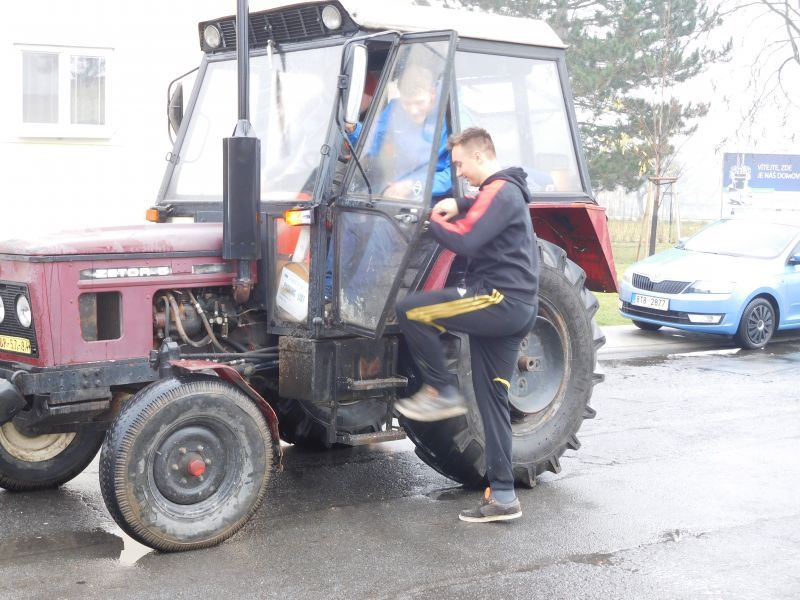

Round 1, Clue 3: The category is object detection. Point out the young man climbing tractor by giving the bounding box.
[395,127,540,523]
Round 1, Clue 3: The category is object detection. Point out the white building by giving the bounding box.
[0,1,266,238]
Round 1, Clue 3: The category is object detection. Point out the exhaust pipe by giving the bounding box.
[223,0,262,304]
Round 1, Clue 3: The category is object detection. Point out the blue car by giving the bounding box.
[618,217,800,349]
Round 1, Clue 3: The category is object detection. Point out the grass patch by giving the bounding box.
[591,220,710,327]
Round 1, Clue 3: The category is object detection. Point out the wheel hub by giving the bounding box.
[509,316,567,415]
[153,425,227,505]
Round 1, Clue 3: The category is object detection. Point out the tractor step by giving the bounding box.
[339,376,408,392]
[336,428,407,446]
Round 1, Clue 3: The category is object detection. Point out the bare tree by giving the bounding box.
[719,0,800,143]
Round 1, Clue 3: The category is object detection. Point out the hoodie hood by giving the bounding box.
[482,167,532,204]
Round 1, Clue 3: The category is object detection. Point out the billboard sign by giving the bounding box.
[722,153,800,216]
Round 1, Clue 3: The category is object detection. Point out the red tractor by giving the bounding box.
[0,1,615,551]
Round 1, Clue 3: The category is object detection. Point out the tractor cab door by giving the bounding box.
[332,31,457,338]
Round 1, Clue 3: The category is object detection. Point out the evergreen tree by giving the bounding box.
[459,0,731,209]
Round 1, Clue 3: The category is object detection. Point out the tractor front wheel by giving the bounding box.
[99,375,271,552]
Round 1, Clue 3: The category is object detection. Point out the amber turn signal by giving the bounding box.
[284,209,312,226]
[145,208,161,223]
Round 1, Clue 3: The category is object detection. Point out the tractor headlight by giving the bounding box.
[16,295,31,328]
[203,24,222,50]
[321,5,342,30]
[0,296,4,324]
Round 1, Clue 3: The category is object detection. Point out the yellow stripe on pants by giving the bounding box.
[405,289,504,330]
[492,377,511,390]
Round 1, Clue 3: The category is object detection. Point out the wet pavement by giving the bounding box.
[1,330,799,599]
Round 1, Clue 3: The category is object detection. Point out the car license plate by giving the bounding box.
[0,335,31,354]
[631,293,669,311]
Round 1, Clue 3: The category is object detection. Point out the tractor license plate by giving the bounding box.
[631,293,669,311]
[0,335,31,354]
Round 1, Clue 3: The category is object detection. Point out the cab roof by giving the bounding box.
[345,1,566,49]
[241,0,566,49]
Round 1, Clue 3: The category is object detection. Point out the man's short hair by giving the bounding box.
[397,64,435,96]
[448,127,496,158]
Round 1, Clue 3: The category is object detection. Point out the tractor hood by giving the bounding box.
[0,223,223,257]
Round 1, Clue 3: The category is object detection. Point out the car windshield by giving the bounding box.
[165,45,341,202]
[683,219,799,258]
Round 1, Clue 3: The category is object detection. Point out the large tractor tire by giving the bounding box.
[99,375,271,552]
[0,423,105,492]
[401,240,604,488]
[272,397,388,449]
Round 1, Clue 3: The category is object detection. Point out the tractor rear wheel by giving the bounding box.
[99,375,271,552]
[401,240,604,488]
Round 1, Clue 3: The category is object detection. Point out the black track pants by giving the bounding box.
[396,287,537,492]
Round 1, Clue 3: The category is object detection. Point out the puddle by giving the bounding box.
[660,528,688,543]
[0,527,154,567]
[424,485,467,501]
[117,531,153,566]
[0,530,123,564]
[667,348,741,359]
[567,551,616,566]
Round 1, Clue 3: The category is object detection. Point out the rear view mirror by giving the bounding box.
[168,82,184,140]
[788,253,800,266]
[344,44,367,128]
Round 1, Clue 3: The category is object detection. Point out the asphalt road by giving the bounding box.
[1,326,799,599]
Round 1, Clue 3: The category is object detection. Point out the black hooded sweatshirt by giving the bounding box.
[429,167,539,304]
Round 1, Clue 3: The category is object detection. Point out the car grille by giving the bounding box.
[632,274,690,294]
[0,282,39,358]
[621,301,691,324]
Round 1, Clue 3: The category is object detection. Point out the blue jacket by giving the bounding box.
[368,99,451,198]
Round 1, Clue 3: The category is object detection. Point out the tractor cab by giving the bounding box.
[155,1,607,341]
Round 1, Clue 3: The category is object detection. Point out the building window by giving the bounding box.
[18,45,111,137]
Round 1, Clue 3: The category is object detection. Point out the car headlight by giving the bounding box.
[16,295,32,328]
[621,269,633,284]
[685,280,735,294]
[0,296,4,324]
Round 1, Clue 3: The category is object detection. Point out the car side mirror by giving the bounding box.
[343,44,367,129]
[168,82,184,138]
[676,237,688,249]
[788,253,800,266]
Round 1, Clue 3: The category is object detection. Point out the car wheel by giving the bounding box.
[632,320,662,331]
[734,298,775,350]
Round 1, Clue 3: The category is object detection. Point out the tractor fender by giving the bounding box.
[169,359,283,468]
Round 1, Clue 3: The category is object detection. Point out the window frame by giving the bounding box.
[15,43,113,139]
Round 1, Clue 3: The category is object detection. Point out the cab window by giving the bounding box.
[454,51,583,194]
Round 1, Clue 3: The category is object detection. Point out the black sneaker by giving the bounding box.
[459,488,522,523]
[395,384,467,422]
